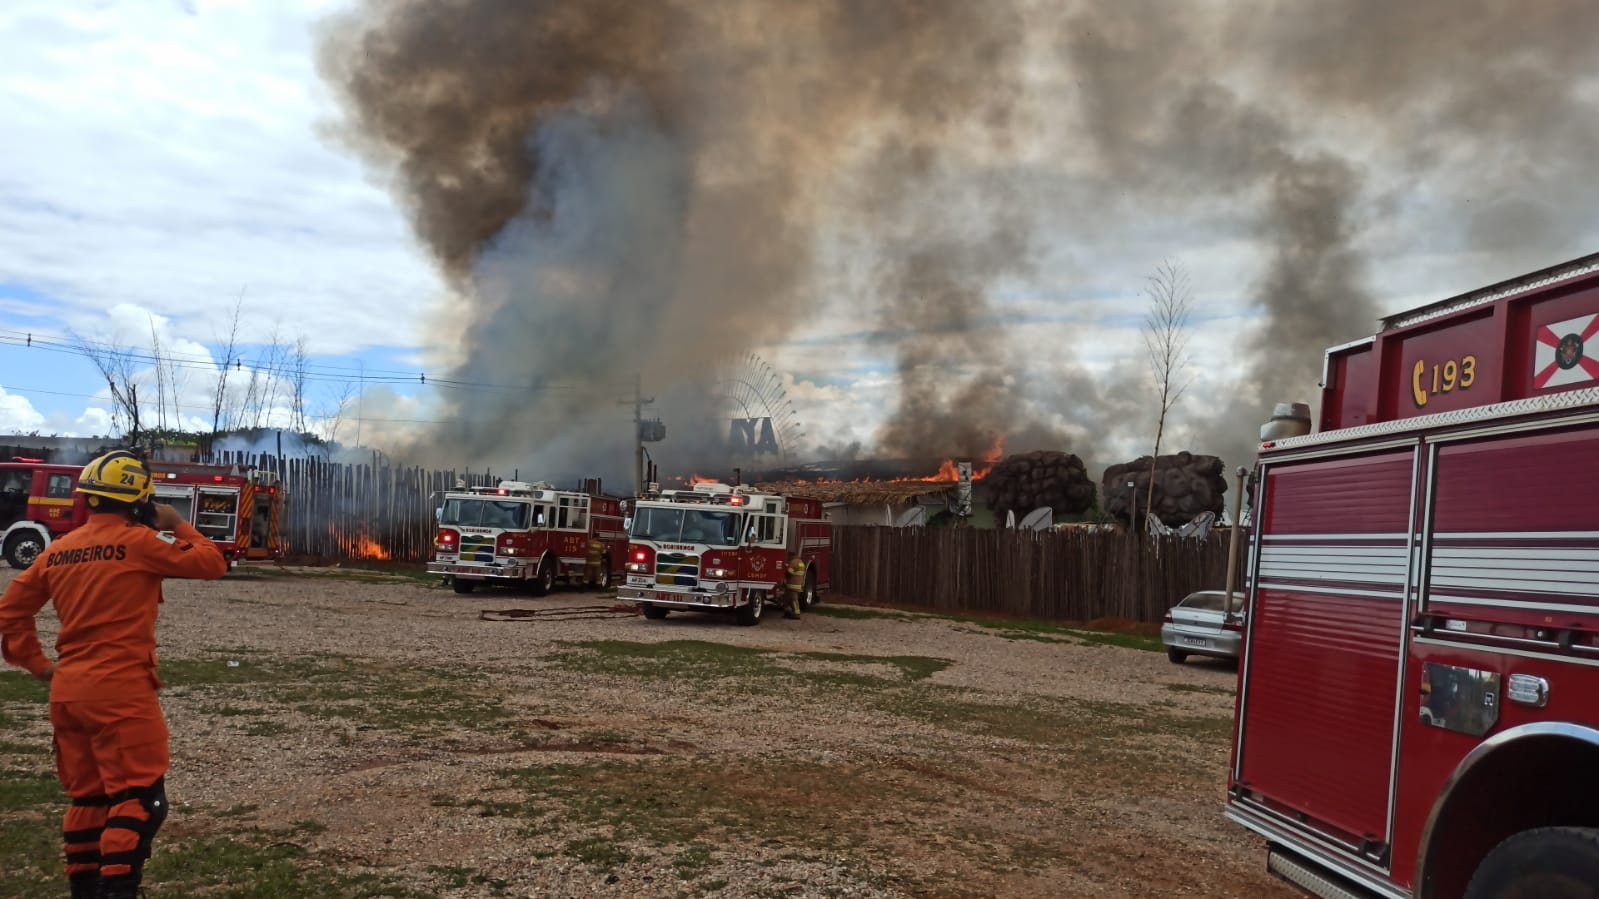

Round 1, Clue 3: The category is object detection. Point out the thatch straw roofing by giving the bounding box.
[755,480,956,506]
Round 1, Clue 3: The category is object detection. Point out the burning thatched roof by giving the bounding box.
[755,479,956,507]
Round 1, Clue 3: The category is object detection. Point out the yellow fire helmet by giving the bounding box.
[76,450,155,508]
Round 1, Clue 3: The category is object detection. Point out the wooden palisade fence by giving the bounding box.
[211,451,517,563]
[831,525,1237,624]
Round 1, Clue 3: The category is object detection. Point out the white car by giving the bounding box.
[1160,590,1244,664]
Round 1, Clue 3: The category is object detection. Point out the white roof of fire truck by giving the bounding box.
[649,481,786,514]
[448,480,572,502]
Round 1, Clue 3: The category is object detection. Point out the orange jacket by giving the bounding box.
[0,513,227,701]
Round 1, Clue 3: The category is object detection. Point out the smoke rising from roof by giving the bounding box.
[315,0,1599,484]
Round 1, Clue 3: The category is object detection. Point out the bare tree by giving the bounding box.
[319,381,358,446]
[211,294,245,435]
[290,334,310,433]
[147,316,168,431]
[74,333,142,441]
[1142,259,1196,526]
[240,324,292,430]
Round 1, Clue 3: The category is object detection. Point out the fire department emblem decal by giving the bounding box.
[1535,313,1599,389]
[750,556,766,574]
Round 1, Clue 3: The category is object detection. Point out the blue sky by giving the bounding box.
[4,1,1597,471]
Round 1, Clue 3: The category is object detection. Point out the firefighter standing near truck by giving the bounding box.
[783,555,807,620]
[585,536,606,588]
[0,450,228,899]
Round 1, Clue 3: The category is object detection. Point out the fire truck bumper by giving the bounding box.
[428,561,535,581]
[618,585,739,609]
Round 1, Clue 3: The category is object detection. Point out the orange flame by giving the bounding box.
[354,534,390,560]
[897,433,1005,483]
[688,475,718,486]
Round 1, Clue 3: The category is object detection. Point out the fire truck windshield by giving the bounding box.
[630,506,742,546]
[439,498,531,529]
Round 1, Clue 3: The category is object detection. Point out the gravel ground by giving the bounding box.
[0,564,1295,899]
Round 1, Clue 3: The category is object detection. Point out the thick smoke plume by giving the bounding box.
[316,0,1035,486]
[316,0,1599,487]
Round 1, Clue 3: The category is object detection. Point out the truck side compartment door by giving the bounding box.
[1235,446,1420,861]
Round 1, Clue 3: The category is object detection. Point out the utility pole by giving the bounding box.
[619,373,655,496]
[1223,465,1249,605]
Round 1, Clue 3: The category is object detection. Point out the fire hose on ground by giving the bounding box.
[478,603,641,622]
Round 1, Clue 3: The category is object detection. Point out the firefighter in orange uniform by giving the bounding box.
[0,450,228,899]
[783,555,807,619]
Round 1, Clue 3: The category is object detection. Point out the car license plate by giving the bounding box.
[1181,637,1209,648]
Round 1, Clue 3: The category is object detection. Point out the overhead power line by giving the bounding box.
[0,381,637,428]
[0,330,634,395]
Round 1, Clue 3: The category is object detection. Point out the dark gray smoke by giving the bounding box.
[315,0,1035,485]
[315,0,1599,486]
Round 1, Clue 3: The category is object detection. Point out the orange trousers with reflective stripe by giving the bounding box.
[50,692,170,879]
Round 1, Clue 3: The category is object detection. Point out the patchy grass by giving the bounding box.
[488,756,1104,889]
[0,670,48,703]
[813,603,1165,652]
[159,652,511,740]
[0,739,48,757]
[0,771,59,813]
[0,816,60,899]
[145,835,435,898]
[1166,682,1233,696]
[1063,628,1165,653]
[565,836,631,870]
[795,652,952,681]
[549,640,952,694]
[279,562,441,587]
[673,842,715,879]
[810,605,918,623]
[495,757,939,854]
[7,806,429,897]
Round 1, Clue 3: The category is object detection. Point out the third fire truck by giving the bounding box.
[1228,251,1599,899]
[621,480,832,625]
[429,479,628,595]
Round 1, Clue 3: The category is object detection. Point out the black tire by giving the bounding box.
[594,566,611,591]
[532,560,556,597]
[642,604,669,620]
[4,532,45,570]
[452,577,476,595]
[1166,646,1188,664]
[736,590,764,627]
[1464,827,1599,899]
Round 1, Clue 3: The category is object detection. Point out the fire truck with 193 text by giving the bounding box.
[1228,250,1599,899]
[621,480,832,625]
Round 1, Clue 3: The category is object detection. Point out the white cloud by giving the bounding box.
[0,0,443,356]
[0,385,47,433]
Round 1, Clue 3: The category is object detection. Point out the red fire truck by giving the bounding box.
[148,461,289,567]
[0,456,289,569]
[428,479,628,595]
[0,458,90,568]
[1228,251,1599,899]
[621,480,832,626]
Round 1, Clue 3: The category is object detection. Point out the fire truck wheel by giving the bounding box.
[736,590,764,626]
[4,532,44,570]
[532,561,556,597]
[452,577,476,594]
[642,604,669,620]
[1463,826,1599,899]
[593,566,612,591]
